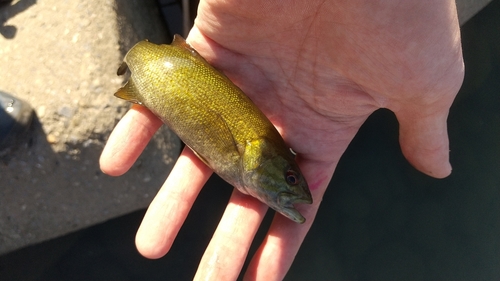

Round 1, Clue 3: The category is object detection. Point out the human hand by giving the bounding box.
[100,0,464,280]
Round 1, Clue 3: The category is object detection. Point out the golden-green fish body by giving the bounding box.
[115,35,312,223]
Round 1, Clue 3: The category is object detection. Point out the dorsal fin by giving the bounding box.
[171,34,203,58]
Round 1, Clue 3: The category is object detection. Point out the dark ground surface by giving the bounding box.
[1,1,500,280]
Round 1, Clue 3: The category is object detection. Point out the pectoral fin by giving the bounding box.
[181,106,241,179]
[242,138,276,172]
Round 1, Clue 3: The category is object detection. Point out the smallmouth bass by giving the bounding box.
[115,35,312,223]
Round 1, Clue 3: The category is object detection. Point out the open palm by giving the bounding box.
[100,0,464,280]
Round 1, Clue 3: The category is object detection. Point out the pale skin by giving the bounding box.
[100,0,464,280]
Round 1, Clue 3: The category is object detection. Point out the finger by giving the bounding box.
[243,160,335,281]
[100,105,163,176]
[135,147,213,259]
[395,108,452,178]
[194,190,269,281]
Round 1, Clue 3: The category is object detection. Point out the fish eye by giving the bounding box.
[285,170,299,185]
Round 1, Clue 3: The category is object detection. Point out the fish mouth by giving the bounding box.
[275,192,313,224]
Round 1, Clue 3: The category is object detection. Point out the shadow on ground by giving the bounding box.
[0,0,37,39]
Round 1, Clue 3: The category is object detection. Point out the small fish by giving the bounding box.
[115,35,312,223]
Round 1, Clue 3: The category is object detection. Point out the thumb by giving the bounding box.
[395,109,452,178]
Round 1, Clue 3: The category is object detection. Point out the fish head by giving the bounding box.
[242,139,312,223]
